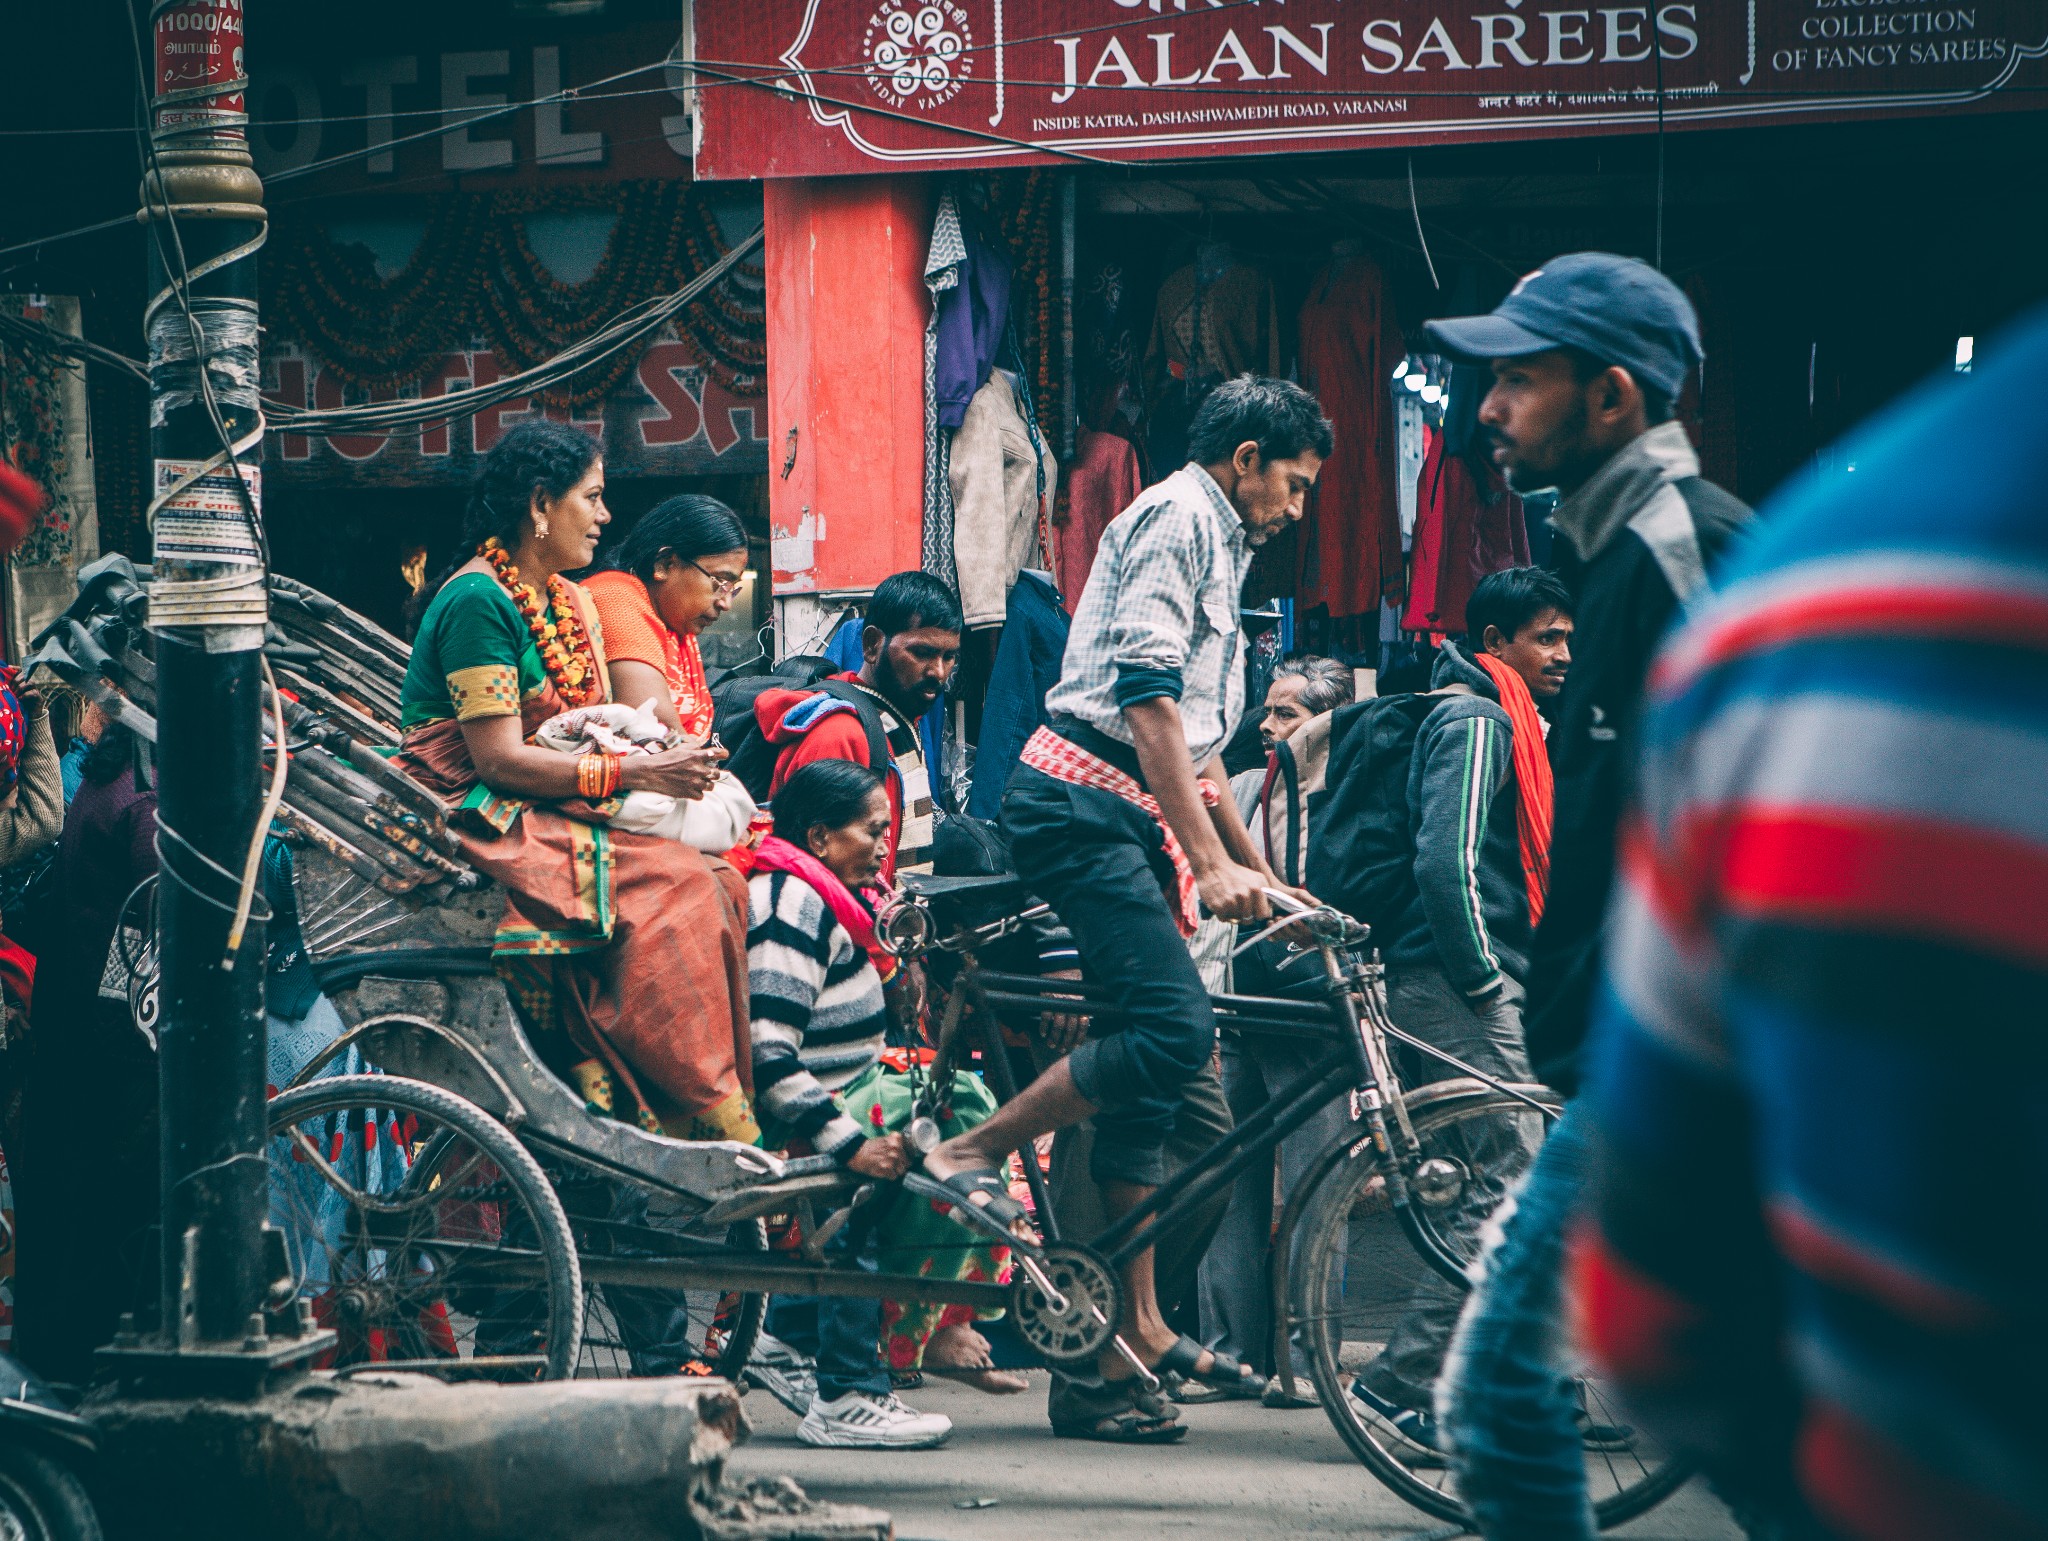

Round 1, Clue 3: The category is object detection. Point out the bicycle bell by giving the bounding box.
[872,890,933,958]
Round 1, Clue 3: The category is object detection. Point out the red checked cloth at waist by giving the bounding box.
[1019,725,1221,938]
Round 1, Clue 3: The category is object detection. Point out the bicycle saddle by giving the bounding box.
[896,872,1028,904]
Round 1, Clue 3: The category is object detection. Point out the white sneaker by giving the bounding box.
[798,1390,954,1449]
[744,1332,818,1416]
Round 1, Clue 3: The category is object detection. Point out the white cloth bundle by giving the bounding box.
[536,701,756,852]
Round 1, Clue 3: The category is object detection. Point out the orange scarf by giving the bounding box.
[1471,653,1554,928]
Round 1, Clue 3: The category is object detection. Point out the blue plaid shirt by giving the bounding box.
[1045,463,1252,767]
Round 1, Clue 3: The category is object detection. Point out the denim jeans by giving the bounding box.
[1439,1101,1596,1541]
[766,1202,889,1403]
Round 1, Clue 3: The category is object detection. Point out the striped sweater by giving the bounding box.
[746,869,889,1160]
[1573,307,2048,1539]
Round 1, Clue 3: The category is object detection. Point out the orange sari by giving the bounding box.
[395,577,758,1143]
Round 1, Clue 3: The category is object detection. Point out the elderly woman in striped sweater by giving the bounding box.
[746,759,1021,1450]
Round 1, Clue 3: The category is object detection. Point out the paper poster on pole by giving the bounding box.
[153,459,263,567]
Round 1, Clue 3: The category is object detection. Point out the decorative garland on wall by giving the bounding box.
[971,168,1061,438]
[266,182,765,409]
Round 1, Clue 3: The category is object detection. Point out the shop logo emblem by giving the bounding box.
[864,2,972,110]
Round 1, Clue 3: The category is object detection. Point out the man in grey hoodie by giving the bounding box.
[1349,566,1574,1453]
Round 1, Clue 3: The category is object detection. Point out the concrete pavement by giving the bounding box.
[726,1372,1744,1541]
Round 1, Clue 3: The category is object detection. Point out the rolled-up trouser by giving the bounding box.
[1002,763,1217,1188]
[1045,1055,1234,1425]
[1357,968,1540,1414]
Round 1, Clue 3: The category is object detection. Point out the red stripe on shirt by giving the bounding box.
[1653,584,2048,694]
[1569,1221,1704,1386]
[1701,807,2048,966]
[1800,1401,2048,1541]
[1765,1199,1996,1331]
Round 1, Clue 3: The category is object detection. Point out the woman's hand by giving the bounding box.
[845,1132,909,1181]
[619,743,726,800]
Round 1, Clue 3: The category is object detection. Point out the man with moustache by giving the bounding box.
[1421,255,1750,1538]
[922,375,1330,1442]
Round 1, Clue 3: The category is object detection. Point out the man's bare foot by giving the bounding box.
[923,1324,1029,1394]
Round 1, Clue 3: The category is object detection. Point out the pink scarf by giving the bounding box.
[750,836,899,981]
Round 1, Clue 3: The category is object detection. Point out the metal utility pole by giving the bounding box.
[121,0,325,1386]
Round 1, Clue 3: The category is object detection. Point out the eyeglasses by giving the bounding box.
[680,555,745,599]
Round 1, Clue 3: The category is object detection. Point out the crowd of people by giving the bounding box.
[0,250,2037,1540]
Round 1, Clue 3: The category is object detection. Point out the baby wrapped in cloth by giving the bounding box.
[536,700,758,852]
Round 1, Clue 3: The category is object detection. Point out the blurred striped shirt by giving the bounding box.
[1575,308,2048,1541]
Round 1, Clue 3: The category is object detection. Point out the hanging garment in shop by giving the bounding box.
[922,191,1014,595]
[1051,426,1144,613]
[948,369,1058,630]
[1294,254,1405,620]
[966,570,1070,820]
[1143,245,1280,469]
[1401,425,1529,637]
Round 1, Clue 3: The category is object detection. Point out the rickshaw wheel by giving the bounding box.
[267,1074,584,1381]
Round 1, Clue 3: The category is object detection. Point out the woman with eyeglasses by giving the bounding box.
[584,495,749,744]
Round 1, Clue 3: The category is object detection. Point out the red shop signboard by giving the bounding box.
[693,0,2048,180]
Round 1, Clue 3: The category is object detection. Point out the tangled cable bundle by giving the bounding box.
[26,555,480,926]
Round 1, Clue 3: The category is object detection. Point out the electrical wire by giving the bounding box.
[0,308,149,382]
[223,657,292,970]
[0,210,765,440]
[266,223,761,436]
[1406,156,1441,291]
[126,0,268,566]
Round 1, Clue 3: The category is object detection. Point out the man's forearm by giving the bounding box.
[1203,756,1273,876]
[1123,696,1229,873]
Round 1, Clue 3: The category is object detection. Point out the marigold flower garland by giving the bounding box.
[480,540,605,709]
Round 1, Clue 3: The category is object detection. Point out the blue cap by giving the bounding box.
[1423,252,1703,400]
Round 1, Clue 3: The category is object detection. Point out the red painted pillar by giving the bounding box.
[764,175,932,606]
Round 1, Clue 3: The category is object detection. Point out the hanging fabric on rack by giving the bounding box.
[1143,244,1279,470]
[1294,253,1404,621]
[1050,425,1143,613]
[922,191,1013,595]
[966,570,1069,820]
[1401,366,1528,636]
[948,370,1058,630]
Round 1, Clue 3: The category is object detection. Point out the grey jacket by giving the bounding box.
[0,702,64,871]
[1379,642,1534,998]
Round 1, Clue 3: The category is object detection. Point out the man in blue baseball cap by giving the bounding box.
[1417,255,1753,1540]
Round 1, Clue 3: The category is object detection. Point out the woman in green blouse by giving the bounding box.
[397,421,759,1144]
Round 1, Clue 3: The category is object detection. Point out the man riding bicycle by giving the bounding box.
[921,375,1330,1438]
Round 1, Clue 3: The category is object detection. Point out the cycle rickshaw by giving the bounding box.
[35,556,1688,1529]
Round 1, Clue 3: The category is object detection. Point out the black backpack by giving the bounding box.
[1305,693,1444,933]
[712,658,893,802]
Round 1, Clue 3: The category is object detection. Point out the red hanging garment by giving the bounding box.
[1295,257,1404,619]
[1053,428,1144,613]
[1402,428,1527,636]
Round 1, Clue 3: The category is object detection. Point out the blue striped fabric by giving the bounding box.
[1577,307,2048,1540]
